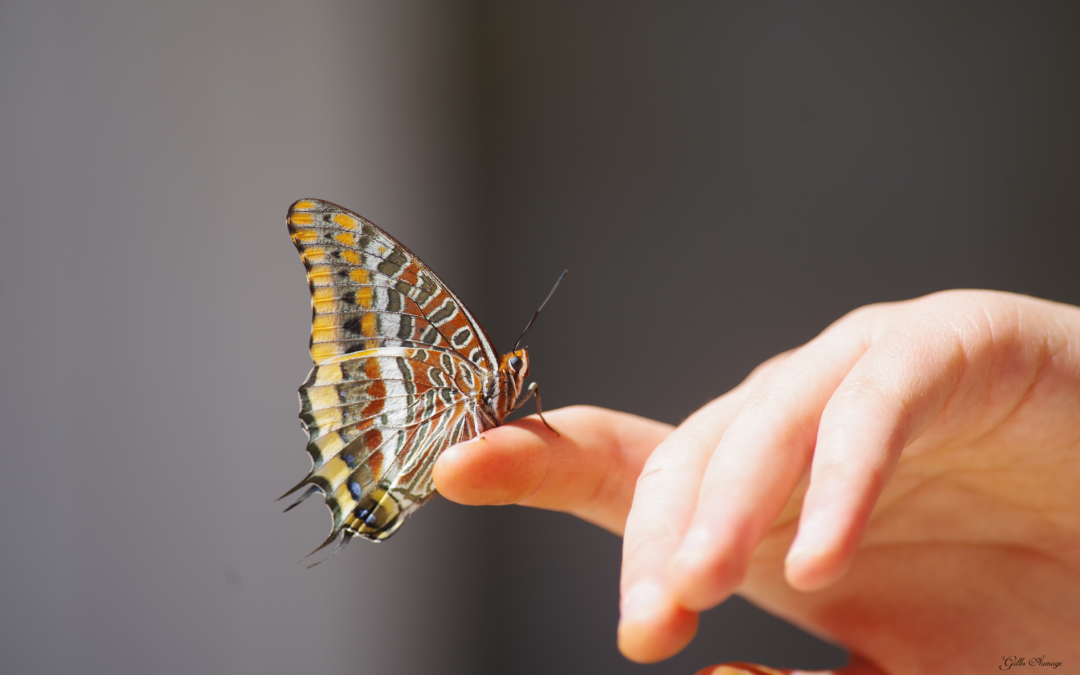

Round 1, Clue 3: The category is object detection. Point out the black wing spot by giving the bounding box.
[397,314,414,340]
[343,317,363,336]
[429,368,446,388]
[429,299,455,324]
[377,260,401,277]
[421,326,441,345]
[386,289,402,313]
[452,328,472,347]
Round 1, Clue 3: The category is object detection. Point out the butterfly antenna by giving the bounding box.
[513,270,568,352]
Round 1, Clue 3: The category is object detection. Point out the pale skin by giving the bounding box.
[433,290,1080,675]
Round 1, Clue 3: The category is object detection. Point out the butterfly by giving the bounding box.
[281,199,562,559]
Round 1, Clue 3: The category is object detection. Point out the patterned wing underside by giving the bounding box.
[288,199,498,369]
[297,350,479,542]
[286,199,497,545]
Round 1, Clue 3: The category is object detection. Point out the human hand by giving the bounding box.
[434,290,1080,674]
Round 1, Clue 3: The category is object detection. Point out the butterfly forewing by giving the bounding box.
[289,200,497,368]
[286,199,497,546]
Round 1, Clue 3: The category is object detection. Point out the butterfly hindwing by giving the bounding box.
[296,349,478,465]
[324,399,476,541]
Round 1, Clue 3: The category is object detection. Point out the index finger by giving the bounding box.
[432,405,672,535]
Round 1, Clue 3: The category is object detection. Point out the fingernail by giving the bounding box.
[620,582,664,624]
[670,527,712,572]
[785,541,817,568]
[786,512,828,567]
[440,437,480,461]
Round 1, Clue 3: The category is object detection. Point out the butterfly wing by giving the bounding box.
[295,347,481,543]
[285,199,499,543]
[289,199,498,369]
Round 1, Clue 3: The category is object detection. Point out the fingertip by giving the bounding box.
[783,474,873,591]
[784,538,854,592]
[667,527,748,612]
[435,436,472,469]
[617,583,699,663]
[432,437,485,504]
[434,431,534,505]
[437,420,566,506]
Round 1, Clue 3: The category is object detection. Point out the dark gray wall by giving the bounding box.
[1,2,1078,675]
[467,2,1079,674]
[0,2,486,674]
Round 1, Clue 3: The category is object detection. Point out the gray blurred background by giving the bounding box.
[1,2,1077,674]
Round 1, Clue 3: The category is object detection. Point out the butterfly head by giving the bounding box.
[499,348,531,412]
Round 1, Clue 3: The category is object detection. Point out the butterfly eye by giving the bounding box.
[508,355,524,371]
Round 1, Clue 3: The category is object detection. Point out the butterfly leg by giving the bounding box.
[513,382,559,436]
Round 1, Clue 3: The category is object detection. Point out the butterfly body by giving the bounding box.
[284,199,536,547]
